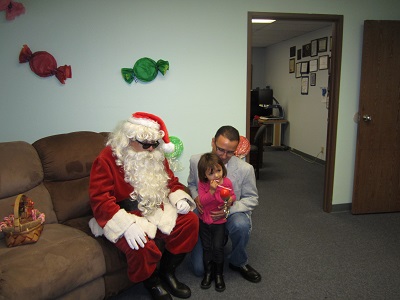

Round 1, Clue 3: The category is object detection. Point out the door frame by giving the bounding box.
[247,12,344,212]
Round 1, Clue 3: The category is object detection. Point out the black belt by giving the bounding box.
[117,198,138,211]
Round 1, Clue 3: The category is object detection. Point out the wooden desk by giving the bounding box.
[257,119,288,147]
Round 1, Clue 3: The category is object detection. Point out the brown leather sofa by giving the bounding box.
[0,131,134,299]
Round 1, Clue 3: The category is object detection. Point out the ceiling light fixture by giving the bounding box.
[252,19,276,24]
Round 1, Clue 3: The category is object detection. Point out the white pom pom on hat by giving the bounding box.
[128,112,175,153]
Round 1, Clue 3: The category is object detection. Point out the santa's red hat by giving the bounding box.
[128,112,174,153]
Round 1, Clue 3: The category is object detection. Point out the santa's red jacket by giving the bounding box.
[89,146,195,242]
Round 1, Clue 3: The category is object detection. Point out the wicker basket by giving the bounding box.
[1,194,44,247]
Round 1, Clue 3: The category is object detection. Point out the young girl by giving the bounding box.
[197,152,236,292]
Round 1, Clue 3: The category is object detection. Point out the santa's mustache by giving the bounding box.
[125,147,164,162]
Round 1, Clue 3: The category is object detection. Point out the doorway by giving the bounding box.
[246,12,344,212]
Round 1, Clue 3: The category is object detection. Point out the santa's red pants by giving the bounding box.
[115,211,199,283]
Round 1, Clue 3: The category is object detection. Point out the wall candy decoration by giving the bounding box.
[0,0,25,21]
[19,45,72,84]
[121,57,169,84]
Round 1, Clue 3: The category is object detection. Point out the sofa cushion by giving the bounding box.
[64,215,132,297]
[32,131,107,223]
[64,215,128,273]
[57,277,105,300]
[32,131,106,181]
[0,223,106,299]
[0,141,58,240]
[44,177,93,223]
[0,141,43,198]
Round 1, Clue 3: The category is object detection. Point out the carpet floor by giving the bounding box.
[112,149,400,299]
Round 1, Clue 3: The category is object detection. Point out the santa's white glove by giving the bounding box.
[176,199,190,214]
[88,217,104,237]
[124,222,147,250]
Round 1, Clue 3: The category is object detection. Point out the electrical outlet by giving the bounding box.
[321,146,324,154]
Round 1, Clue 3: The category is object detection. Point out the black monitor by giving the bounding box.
[258,87,273,107]
[250,88,272,120]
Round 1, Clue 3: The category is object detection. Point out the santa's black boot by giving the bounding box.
[200,261,213,289]
[214,262,226,292]
[143,269,172,300]
[159,250,191,298]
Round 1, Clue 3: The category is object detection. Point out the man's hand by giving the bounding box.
[194,196,203,214]
[124,222,147,250]
[226,197,234,207]
[210,197,234,220]
[210,206,226,221]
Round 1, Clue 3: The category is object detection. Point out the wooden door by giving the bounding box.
[352,20,400,214]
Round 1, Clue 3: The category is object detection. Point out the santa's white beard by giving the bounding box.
[121,148,170,217]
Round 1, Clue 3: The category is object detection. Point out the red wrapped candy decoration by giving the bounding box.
[19,45,72,84]
[0,0,25,21]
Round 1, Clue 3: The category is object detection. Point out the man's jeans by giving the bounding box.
[190,212,252,276]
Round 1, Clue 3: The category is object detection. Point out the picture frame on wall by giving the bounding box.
[318,37,328,52]
[300,61,309,74]
[310,72,316,86]
[297,49,302,60]
[319,55,329,70]
[310,39,318,57]
[302,43,311,57]
[290,46,296,58]
[289,58,295,73]
[295,62,301,78]
[328,56,332,74]
[301,76,309,95]
[309,59,318,72]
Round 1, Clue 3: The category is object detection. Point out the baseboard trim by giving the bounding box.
[290,148,325,165]
[331,203,352,212]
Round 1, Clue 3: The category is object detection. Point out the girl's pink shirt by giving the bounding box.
[198,177,236,224]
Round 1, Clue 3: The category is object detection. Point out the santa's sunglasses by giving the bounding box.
[136,139,160,149]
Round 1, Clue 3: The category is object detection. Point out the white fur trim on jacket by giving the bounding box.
[102,209,135,242]
[135,216,157,239]
[89,217,104,237]
[157,202,176,235]
[145,202,177,235]
[89,214,158,241]
[96,209,157,242]
[168,189,196,210]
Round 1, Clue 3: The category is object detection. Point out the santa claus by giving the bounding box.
[89,112,198,300]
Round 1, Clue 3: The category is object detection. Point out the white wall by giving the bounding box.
[1,0,400,206]
[254,26,333,161]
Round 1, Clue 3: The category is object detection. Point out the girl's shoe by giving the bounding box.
[200,261,213,289]
[214,262,225,292]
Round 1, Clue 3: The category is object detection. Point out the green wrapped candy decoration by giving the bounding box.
[121,57,169,84]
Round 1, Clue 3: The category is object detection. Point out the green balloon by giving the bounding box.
[165,136,183,159]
